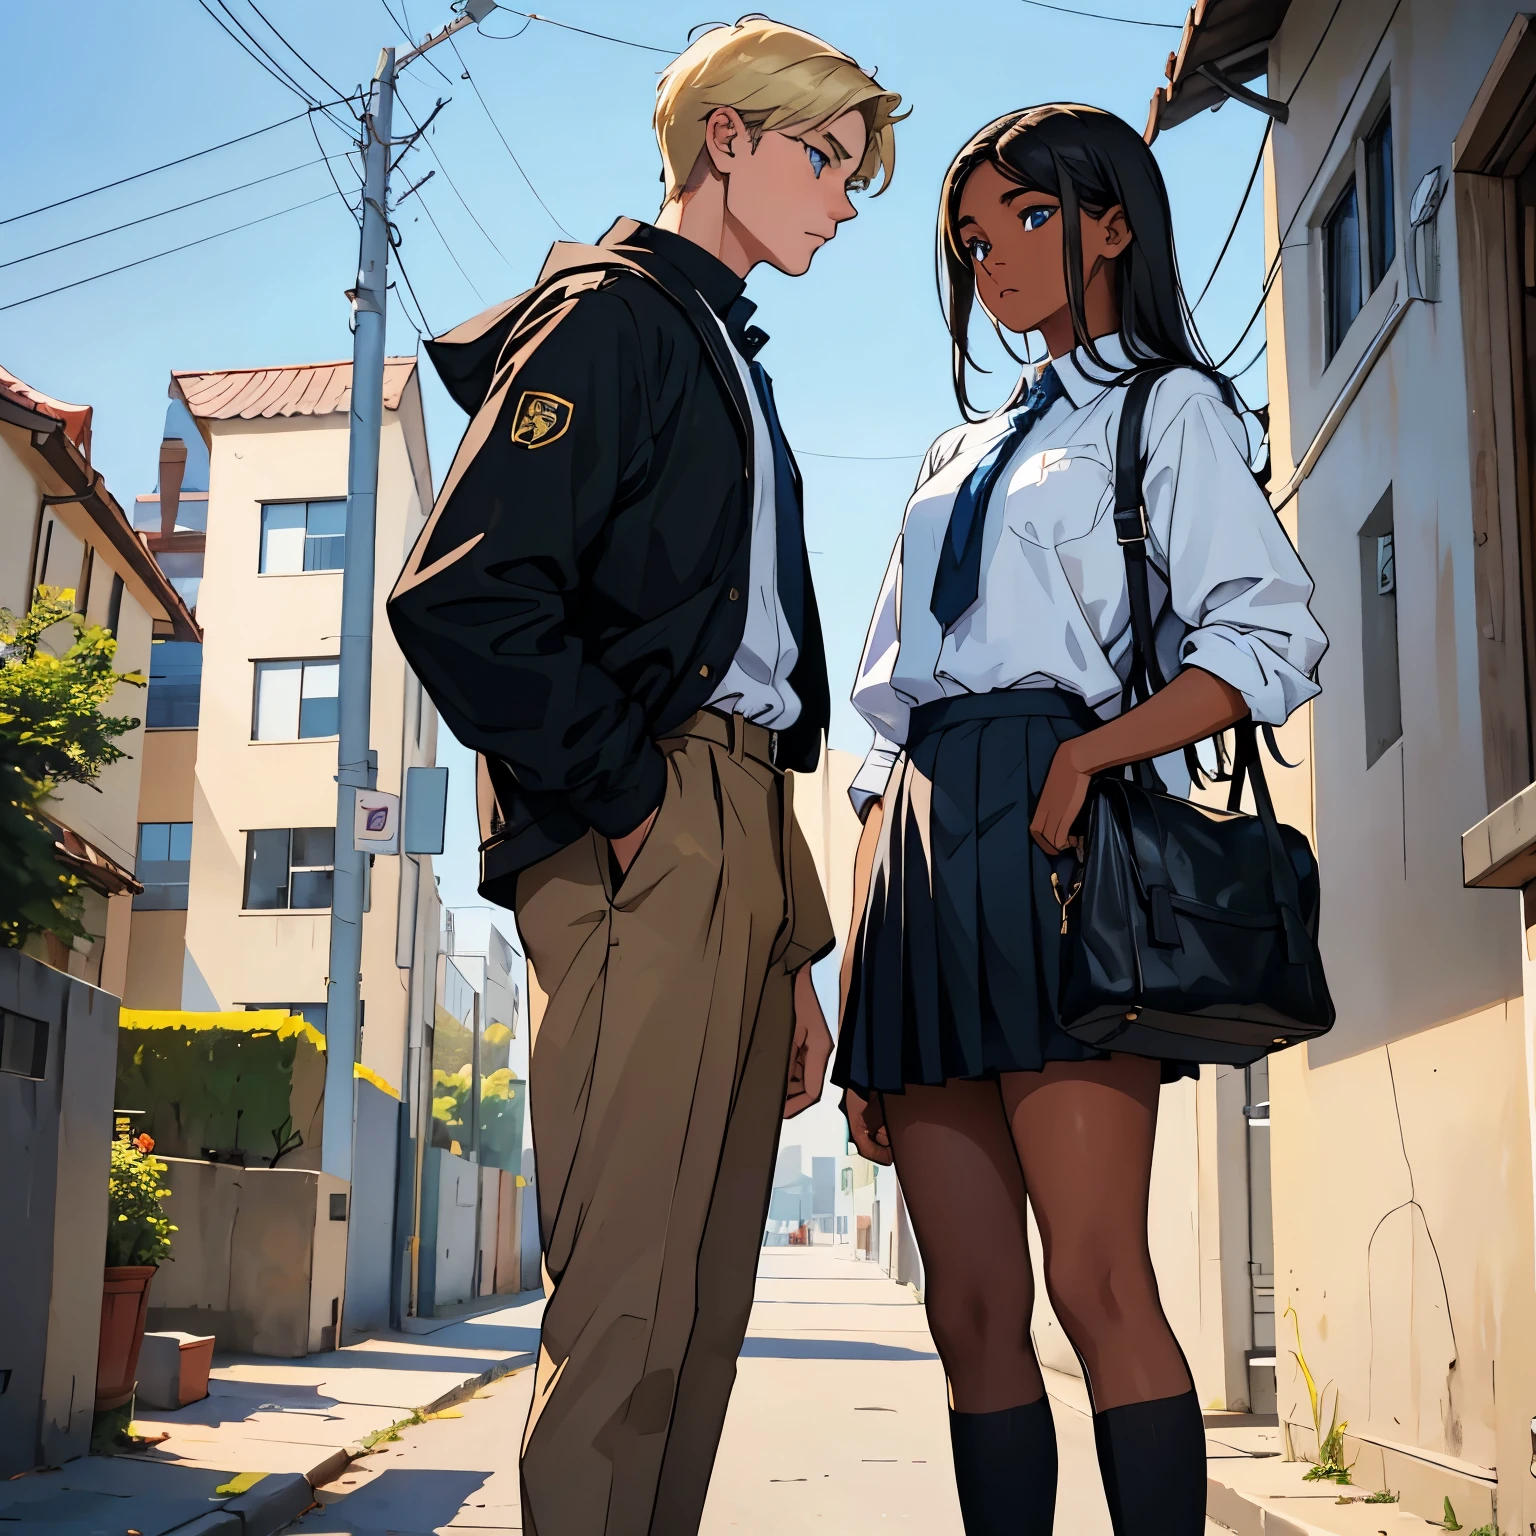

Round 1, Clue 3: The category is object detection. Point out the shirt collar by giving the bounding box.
[1049,332,1136,408]
[602,218,747,323]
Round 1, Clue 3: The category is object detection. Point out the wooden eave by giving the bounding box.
[3,416,200,642]
[1147,0,1293,141]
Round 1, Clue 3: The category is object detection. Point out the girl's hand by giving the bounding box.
[844,1088,892,1166]
[1030,738,1094,856]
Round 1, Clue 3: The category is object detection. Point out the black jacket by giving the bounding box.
[388,218,829,899]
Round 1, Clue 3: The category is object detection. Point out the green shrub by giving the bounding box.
[0,587,143,948]
[106,1137,175,1267]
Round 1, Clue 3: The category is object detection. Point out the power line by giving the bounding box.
[394,83,517,270]
[1018,0,1180,26]
[397,175,485,303]
[392,244,436,335]
[242,0,350,102]
[447,34,572,237]
[0,156,345,271]
[0,192,334,314]
[195,0,323,108]
[799,449,924,462]
[491,9,674,56]
[1182,0,1348,316]
[0,109,315,228]
[1190,126,1269,313]
[309,109,363,227]
[380,0,456,86]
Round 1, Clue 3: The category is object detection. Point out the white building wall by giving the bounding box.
[1259,1,1536,1512]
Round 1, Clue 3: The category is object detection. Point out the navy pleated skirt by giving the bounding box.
[832,689,1199,1095]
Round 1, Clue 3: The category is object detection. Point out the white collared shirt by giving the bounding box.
[848,334,1328,813]
[704,311,801,730]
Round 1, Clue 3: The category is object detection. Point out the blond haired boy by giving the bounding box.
[389,17,902,1535]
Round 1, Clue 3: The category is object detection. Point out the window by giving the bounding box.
[0,1009,48,1078]
[106,573,124,637]
[243,827,335,910]
[1358,486,1402,768]
[157,551,204,612]
[146,640,202,729]
[1365,106,1395,291]
[253,658,340,740]
[1324,178,1362,361]
[135,822,192,910]
[260,500,346,574]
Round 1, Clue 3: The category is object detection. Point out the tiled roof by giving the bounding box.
[171,357,418,421]
[1146,0,1293,140]
[0,362,93,455]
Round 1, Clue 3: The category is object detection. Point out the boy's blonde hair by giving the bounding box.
[654,16,903,203]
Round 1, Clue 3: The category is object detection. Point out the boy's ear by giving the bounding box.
[704,107,748,177]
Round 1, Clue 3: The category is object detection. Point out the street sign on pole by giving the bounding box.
[321,3,499,1187]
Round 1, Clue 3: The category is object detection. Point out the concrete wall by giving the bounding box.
[0,952,117,1475]
[1258,2,1536,1522]
[147,1158,350,1356]
[343,1077,401,1339]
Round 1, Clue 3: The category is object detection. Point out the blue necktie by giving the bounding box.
[930,364,1066,628]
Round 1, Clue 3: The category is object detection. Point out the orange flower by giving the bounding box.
[135,1133,155,1153]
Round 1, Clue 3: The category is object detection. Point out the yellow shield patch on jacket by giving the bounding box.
[510,390,573,449]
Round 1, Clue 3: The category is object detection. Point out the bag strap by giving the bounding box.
[1114,365,1310,962]
[1112,365,1205,787]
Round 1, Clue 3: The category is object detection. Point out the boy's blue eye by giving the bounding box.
[805,144,829,179]
[1021,207,1058,232]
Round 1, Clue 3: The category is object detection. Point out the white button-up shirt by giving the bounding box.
[704,312,801,730]
[849,334,1327,814]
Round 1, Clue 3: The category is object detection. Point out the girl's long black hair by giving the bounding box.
[939,103,1212,419]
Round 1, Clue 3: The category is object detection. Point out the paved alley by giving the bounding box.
[293,1244,1120,1535]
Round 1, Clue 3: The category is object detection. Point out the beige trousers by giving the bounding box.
[513,711,835,1536]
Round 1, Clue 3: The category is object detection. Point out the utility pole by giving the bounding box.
[323,1,497,1184]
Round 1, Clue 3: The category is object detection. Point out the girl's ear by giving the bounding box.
[1095,203,1135,258]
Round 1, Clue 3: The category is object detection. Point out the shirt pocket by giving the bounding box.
[1001,441,1113,551]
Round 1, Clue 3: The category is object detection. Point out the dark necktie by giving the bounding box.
[930,363,1066,629]
[724,295,805,647]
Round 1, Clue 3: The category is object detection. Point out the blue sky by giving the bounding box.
[5,0,1267,1038]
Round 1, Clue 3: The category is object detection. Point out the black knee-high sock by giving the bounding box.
[948,1396,1058,1536]
[1091,1390,1207,1534]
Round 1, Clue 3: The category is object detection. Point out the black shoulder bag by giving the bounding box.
[1055,366,1335,1066]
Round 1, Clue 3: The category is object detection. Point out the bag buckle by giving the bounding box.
[1114,502,1150,545]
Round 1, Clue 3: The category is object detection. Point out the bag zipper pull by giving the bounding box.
[1050,870,1083,936]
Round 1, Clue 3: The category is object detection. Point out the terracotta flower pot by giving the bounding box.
[95,1265,157,1411]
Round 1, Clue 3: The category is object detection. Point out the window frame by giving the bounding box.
[145,640,203,730]
[134,821,193,911]
[1364,103,1396,292]
[242,826,336,913]
[1323,176,1363,364]
[258,498,348,576]
[251,657,342,742]
[1315,79,1399,373]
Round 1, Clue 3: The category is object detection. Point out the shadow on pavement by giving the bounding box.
[738,1337,939,1361]
[292,1467,493,1533]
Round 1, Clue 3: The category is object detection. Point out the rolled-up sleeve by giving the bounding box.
[1145,388,1327,726]
[848,732,900,820]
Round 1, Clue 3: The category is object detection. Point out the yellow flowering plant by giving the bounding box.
[106,1134,176,1267]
